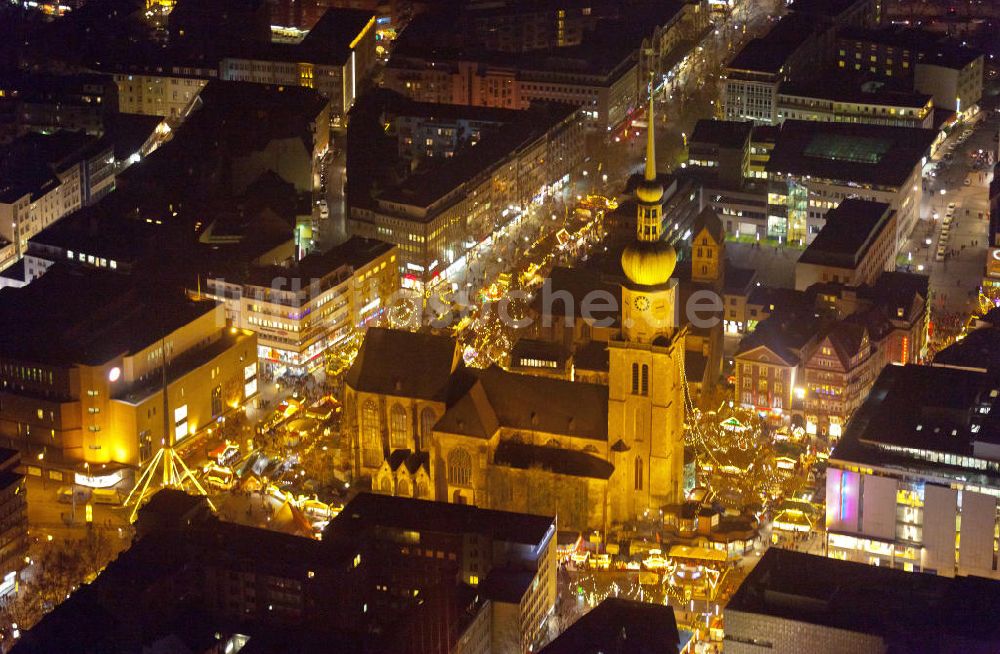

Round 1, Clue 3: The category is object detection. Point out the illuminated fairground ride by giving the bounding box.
[124,339,215,522]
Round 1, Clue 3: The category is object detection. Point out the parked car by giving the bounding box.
[57,486,90,504]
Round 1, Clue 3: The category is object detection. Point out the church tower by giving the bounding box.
[607,89,687,523]
[691,206,725,285]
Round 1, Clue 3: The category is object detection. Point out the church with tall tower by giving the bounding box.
[607,90,688,522]
[341,91,692,533]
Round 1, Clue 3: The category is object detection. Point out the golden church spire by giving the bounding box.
[644,89,656,183]
[620,82,676,288]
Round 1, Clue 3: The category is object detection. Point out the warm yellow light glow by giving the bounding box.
[349,17,375,50]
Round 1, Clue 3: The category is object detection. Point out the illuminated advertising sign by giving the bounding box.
[826,468,860,533]
[987,248,1000,279]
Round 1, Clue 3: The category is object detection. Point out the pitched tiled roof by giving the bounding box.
[433,380,500,439]
[692,206,724,244]
[826,321,867,368]
[574,340,610,372]
[436,366,609,441]
[345,328,458,401]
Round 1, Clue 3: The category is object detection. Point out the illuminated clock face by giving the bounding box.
[633,296,651,311]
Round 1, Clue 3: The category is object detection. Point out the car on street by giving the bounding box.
[57,486,90,504]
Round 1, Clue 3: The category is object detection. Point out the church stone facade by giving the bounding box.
[344,93,687,529]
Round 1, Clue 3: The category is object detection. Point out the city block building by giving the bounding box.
[827,364,1000,580]
[0,268,258,483]
[199,236,398,374]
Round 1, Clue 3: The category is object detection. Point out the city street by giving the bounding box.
[904,102,998,324]
[598,0,783,192]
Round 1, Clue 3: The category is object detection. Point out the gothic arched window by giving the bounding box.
[634,456,643,491]
[448,449,472,487]
[420,407,436,447]
[389,403,408,450]
[361,400,382,467]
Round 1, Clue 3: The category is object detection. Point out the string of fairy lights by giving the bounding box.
[678,353,789,506]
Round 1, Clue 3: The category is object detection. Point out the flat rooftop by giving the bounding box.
[224,9,374,66]
[922,44,983,70]
[0,131,98,203]
[767,120,936,187]
[220,236,393,290]
[728,548,1000,648]
[329,492,555,547]
[727,13,816,75]
[390,15,639,80]
[837,26,926,49]
[830,364,1000,483]
[788,0,866,17]
[797,199,892,267]
[542,598,679,653]
[376,102,578,212]
[0,265,217,367]
[690,119,753,149]
[113,329,254,404]
[778,80,932,109]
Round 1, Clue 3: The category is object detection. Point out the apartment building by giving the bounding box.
[0,132,114,267]
[325,492,557,654]
[112,67,213,120]
[348,102,584,291]
[201,237,397,374]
